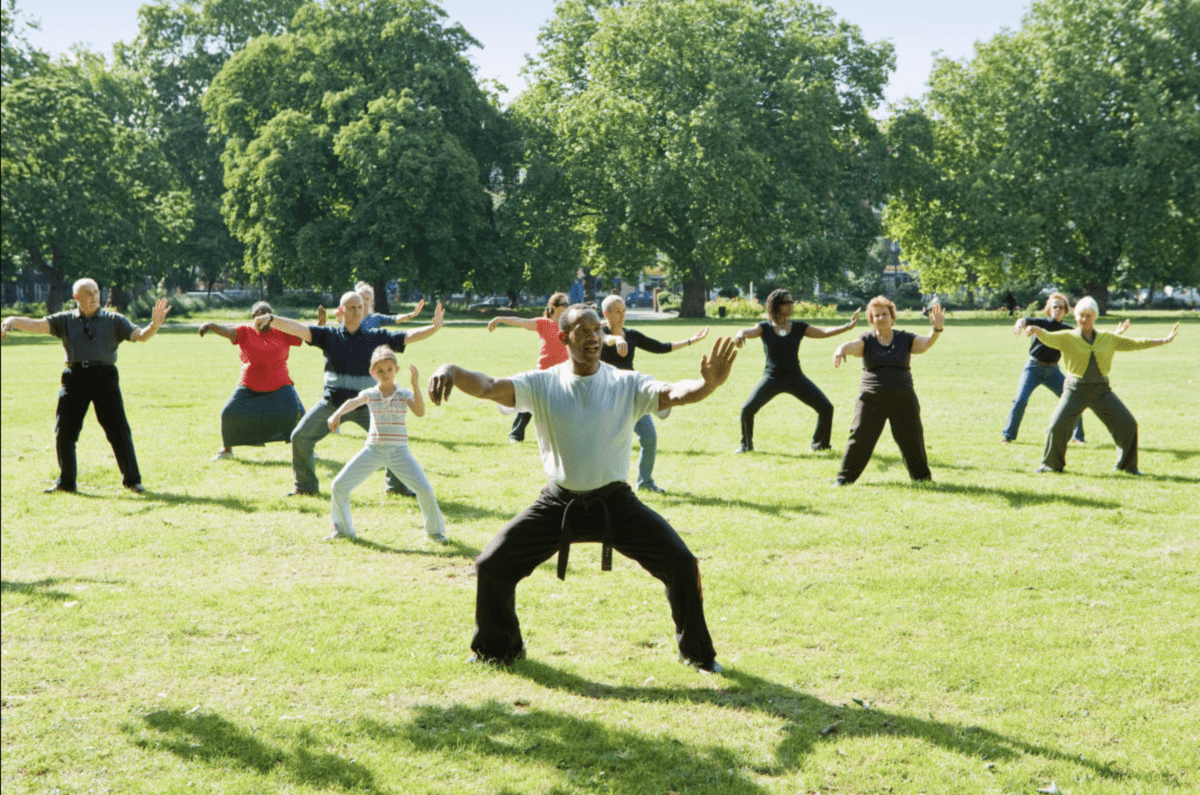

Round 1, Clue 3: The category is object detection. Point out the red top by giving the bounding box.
[535,317,569,370]
[234,325,302,392]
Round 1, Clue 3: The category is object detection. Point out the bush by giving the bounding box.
[705,296,763,319]
[126,291,207,320]
[1,301,48,318]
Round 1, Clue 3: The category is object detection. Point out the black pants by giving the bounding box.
[1042,380,1137,472]
[510,411,533,441]
[836,387,931,483]
[472,482,716,665]
[740,373,834,449]
[54,364,140,490]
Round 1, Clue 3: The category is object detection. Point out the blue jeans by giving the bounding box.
[1003,359,1084,442]
[634,413,657,489]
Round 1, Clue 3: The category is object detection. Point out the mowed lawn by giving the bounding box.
[2,311,1197,795]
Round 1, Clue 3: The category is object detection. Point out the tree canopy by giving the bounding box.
[203,0,514,299]
[512,0,894,316]
[885,0,1200,311]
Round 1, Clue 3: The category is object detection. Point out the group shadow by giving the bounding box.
[1,576,122,603]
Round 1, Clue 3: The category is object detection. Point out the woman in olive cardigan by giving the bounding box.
[1027,297,1179,474]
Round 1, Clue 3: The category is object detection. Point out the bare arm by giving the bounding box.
[403,302,444,344]
[130,298,172,342]
[427,364,516,408]
[731,323,763,348]
[911,304,945,354]
[1,316,52,339]
[804,309,860,339]
[657,337,738,410]
[198,322,237,343]
[407,365,425,418]
[327,392,369,432]
[832,338,866,368]
[669,326,709,352]
[487,315,539,332]
[395,298,426,324]
[255,312,312,343]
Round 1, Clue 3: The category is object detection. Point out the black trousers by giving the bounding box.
[836,387,931,484]
[510,411,533,441]
[472,482,716,665]
[54,364,141,490]
[740,373,834,449]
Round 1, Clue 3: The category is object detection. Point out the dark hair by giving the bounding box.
[251,301,274,318]
[764,289,794,321]
[544,292,569,319]
[558,303,599,333]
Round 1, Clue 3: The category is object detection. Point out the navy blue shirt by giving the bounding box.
[600,325,672,371]
[307,325,406,404]
[758,320,810,378]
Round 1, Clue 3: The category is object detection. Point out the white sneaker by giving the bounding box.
[324,527,356,541]
[210,449,232,461]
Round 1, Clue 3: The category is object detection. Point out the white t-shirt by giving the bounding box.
[362,385,412,446]
[511,362,670,492]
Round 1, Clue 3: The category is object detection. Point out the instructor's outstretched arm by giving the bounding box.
[427,364,516,408]
[658,337,738,409]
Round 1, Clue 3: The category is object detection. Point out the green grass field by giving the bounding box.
[2,311,1197,794]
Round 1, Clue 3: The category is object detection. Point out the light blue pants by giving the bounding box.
[330,443,445,539]
[634,413,657,490]
[1002,359,1084,442]
[291,399,408,494]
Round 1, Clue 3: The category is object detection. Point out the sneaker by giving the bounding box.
[210,449,232,461]
[386,488,416,498]
[43,485,76,494]
[832,478,851,487]
[680,656,724,675]
[1033,465,1060,474]
[125,483,146,494]
[1070,437,1086,445]
[734,445,752,454]
[427,532,449,545]
[1115,467,1144,476]
[323,527,356,541]
[287,489,319,497]
[639,483,665,494]
[810,444,832,452]
[467,645,526,666]
[1000,437,1013,444]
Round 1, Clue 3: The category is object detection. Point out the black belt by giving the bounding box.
[548,482,626,580]
[66,361,113,368]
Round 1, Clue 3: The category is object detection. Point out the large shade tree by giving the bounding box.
[885,0,1200,312]
[512,0,894,316]
[203,0,514,301]
[2,37,192,312]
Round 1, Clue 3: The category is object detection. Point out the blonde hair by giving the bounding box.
[866,295,897,321]
[1043,293,1070,315]
[369,345,397,372]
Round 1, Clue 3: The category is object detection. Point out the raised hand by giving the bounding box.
[432,301,445,328]
[152,297,172,327]
[928,303,945,329]
[410,364,420,389]
[317,305,327,326]
[699,337,737,388]
[848,309,860,326]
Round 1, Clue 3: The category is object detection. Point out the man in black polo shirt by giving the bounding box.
[259,292,444,496]
[1,278,171,493]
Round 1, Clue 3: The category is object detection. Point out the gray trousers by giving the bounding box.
[290,399,410,494]
[1042,380,1138,472]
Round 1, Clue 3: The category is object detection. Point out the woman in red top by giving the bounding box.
[199,301,306,460]
[486,292,570,441]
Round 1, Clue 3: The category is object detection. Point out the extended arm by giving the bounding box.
[832,338,866,368]
[255,312,312,343]
[130,298,172,342]
[668,326,709,352]
[1,316,52,339]
[1114,323,1179,350]
[911,304,945,354]
[804,310,860,339]
[731,323,763,348]
[427,364,516,408]
[487,315,539,332]
[404,302,444,344]
[407,365,425,418]
[657,337,738,410]
[395,298,425,324]
[198,322,237,343]
[327,392,369,432]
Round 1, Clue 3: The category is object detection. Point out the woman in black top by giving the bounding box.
[831,295,944,485]
[600,294,708,492]
[732,289,859,453]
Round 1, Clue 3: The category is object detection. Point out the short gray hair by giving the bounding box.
[601,294,625,314]
[72,278,98,295]
[1074,296,1100,318]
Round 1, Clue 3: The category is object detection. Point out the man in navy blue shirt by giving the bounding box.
[259,292,444,496]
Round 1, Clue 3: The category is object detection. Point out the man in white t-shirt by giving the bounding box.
[428,305,738,673]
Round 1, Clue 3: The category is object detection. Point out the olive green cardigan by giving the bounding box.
[1035,329,1157,378]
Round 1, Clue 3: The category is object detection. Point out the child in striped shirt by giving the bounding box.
[327,345,447,542]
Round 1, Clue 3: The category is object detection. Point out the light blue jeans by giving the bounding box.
[331,443,444,539]
[1002,359,1084,442]
[291,399,409,494]
[634,413,657,490]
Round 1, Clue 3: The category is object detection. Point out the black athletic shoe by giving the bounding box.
[681,656,724,675]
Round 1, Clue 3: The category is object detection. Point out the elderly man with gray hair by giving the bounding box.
[1025,296,1179,475]
[1,278,170,493]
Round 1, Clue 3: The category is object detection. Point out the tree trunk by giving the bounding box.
[581,268,596,305]
[29,247,66,313]
[373,277,390,315]
[679,269,707,318]
[1082,281,1110,316]
[266,273,283,299]
[109,285,128,313]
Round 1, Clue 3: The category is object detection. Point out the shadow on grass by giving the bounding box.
[1,576,121,602]
[866,480,1125,510]
[657,490,822,516]
[437,498,516,523]
[126,708,380,793]
[485,662,1134,784]
[128,489,260,513]
[347,536,480,559]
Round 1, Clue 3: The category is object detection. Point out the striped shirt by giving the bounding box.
[362,386,411,446]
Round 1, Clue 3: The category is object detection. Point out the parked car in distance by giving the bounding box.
[468,295,510,310]
[625,291,654,308]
